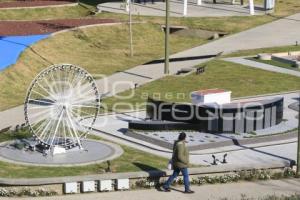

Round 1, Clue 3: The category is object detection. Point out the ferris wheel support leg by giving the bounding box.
[66,109,83,149]
[49,108,65,148]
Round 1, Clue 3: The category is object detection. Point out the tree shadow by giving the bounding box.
[133,162,164,171]
[143,54,218,65]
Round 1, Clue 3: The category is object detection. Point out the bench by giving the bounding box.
[21,138,37,151]
[196,65,206,75]
[213,0,244,5]
[176,67,195,75]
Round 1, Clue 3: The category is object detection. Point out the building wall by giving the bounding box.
[145,97,284,133]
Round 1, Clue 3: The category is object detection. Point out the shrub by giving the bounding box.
[0,187,57,197]
[135,178,156,189]
[283,167,295,178]
[0,188,9,197]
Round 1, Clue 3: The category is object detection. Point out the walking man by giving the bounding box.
[163,132,194,193]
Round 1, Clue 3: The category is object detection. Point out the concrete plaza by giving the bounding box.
[85,92,299,169]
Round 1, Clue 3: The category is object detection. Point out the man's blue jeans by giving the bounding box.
[164,167,190,191]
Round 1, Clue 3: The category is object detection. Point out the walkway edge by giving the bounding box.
[0,163,288,186]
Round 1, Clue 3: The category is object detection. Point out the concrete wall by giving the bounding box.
[142,97,284,133]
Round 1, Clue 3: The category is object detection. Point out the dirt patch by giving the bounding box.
[0,0,76,8]
[0,18,117,36]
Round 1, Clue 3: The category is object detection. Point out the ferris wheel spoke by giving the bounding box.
[35,81,58,100]
[64,114,78,144]
[65,110,82,148]
[72,77,90,92]
[69,82,87,98]
[32,105,61,137]
[70,108,96,119]
[71,104,97,109]
[72,118,89,134]
[70,72,84,89]
[70,87,97,102]
[67,68,77,82]
[71,97,98,105]
[49,69,61,94]
[30,89,56,103]
[69,109,92,127]
[28,109,53,122]
[31,118,52,135]
[49,108,64,147]
[41,76,58,98]
[44,118,58,145]
[57,68,63,94]
[34,118,54,142]
[27,104,54,110]
[27,111,53,123]
[61,118,68,148]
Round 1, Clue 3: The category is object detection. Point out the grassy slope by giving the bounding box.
[0,4,90,20]
[0,130,168,178]
[0,0,299,111]
[0,23,205,111]
[102,59,300,110]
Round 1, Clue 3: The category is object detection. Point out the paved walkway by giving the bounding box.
[4,179,300,200]
[1,12,300,130]
[98,0,265,17]
[223,57,300,77]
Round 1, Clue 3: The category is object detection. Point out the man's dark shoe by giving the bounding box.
[162,186,171,192]
[184,190,195,194]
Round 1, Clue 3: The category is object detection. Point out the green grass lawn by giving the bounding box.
[102,59,300,111]
[0,129,169,178]
[0,23,206,111]
[0,3,91,20]
[247,57,300,72]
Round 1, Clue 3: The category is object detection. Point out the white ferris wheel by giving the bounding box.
[24,64,100,153]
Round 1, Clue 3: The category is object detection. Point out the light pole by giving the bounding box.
[297,94,300,175]
[164,0,170,74]
[129,0,133,57]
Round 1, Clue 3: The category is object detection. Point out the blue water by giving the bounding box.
[0,34,50,71]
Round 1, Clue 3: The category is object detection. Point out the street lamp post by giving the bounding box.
[164,0,170,74]
[129,0,133,57]
[297,94,300,175]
